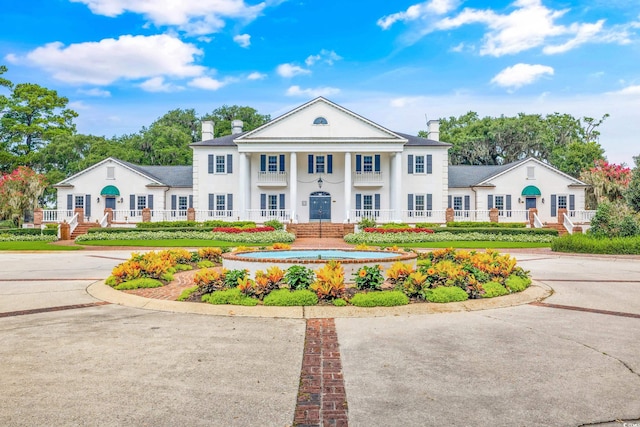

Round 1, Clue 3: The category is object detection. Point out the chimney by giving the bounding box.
[232,120,244,135]
[427,119,440,141]
[201,121,214,141]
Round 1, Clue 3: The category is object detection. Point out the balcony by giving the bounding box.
[352,171,383,187]
[257,171,288,187]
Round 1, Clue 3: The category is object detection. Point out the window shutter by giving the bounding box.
[279,193,285,209]
[208,194,214,211]
[189,195,193,209]
[355,194,362,210]
[426,155,433,174]
[427,194,433,211]
[506,195,511,211]
[227,194,233,211]
[208,154,214,173]
[355,155,362,172]
[226,154,233,173]
[569,194,575,211]
[279,154,285,172]
[407,194,414,210]
[448,195,452,209]
[67,194,73,210]
[374,194,381,210]
[374,154,381,172]
[130,195,136,210]
[464,195,470,211]
[148,195,154,209]
[408,155,414,174]
[85,195,91,218]
[551,194,557,217]
[308,155,314,173]
[488,195,493,209]
[171,195,177,210]
[327,154,333,174]
[260,194,266,210]
[260,155,266,172]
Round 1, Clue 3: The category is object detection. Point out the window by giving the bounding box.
[137,196,147,210]
[415,156,425,174]
[268,195,278,211]
[315,156,325,173]
[216,155,226,173]
[107,166,115,179]
[453,196,463,211]
[268,155,278,172]
[408,154,432,174]
[178,196,188,212]
[527,166,535,179]
[313,117,328,125]
[558,195,567,210]
[415,195,425,211]
[363,195,373,211]
[495,196,504,214]
[362,156,373,172]
[75,195,84,208]
[216,195,226,211]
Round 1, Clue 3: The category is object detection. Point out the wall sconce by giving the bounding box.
[317,176,323,189]
[518,197,522,204]
[96,197,100,204]
[118,197,124,203]
[541,198,545,204]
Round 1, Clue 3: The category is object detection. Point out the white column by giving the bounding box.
[394,152,402,222]
[290,152,297,223]
[344,152,352,222]
[239,153,250,220]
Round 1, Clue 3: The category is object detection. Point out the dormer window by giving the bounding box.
[313,117,328,125]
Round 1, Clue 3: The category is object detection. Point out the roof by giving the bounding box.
[395,132,450,147]
[448,161,524,188]
[118,160,193,187]
[190,132,247,147]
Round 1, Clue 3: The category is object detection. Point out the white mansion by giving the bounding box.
[53,97,591,228]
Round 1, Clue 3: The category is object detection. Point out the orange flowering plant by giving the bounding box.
[353,264,384,290]
[310,261,345,300]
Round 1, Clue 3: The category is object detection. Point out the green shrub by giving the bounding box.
[415,222,441,228]
[353,265,385,290]
[481,281,509,298]
[177,286,199,301]
[197,260,215,268]
[424,286,469,303]
[505,275,531,292]
[114,278,164,290]
[552,233,640,254]
[105,276,117,287]
[202,220,256,229]
[0,228,58,236]
[350,291,409,307]
[263,289,318,306]
[174,264,193,271]
[358,217,376,229]
[381,222,410,229]
[332,298,347,307]
[224,269,247,288]
[264,219,284,230]
[161,272,174,282]
[136,220,198,229]
[284,265,315,290]
[446,222,526,228]
[202,288,258,306]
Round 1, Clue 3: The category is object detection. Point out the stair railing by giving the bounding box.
[99,213,109,228]
[532,212,543,229]
[563,213,576,235]
[68,212,79,236]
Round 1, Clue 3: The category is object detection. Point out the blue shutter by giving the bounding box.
[260,194,266,210]
[279,193,285,209]
[67,194,73,210]
[426,155,433,174]
[208,194,214,210]
[189,195,193,209]
[448,195,452,209]
[408,194,414,210]
[569,194,575,211]
[308,155,314,173]
[260,154,266,172]
[279,154,285,172]
[85,195,91,218]
[208,154,214,173]
[374,194,381,210]
[226,154,233,173]
[488,195,493,209]
[171,195,177,210]
[408,155,414,174]
[355,155,362,172]
[506,195,511,211]
[551,194,557,217]
[327,154,333,174]
[130,195,135,210]
[148,195,154,209]
[464,195,470,211]
[227,194,233,211]
[427,194,433,211]
[355,194,362,210]
[374,155,380,172]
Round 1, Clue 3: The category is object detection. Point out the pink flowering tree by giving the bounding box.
[0,166,47,227]
[579,160,632,209]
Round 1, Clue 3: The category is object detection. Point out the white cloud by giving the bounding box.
[70,0,267,35]
[390,97,423,107]
[608,85,640,95]
[140,77,182,92]
[77,88,111,97]
[276,63,311,78]
[188,76,227,90]
[543,20,605,54]
[491,63,554,89]
[247,72,266,80]
[286,85,340,98]
[305,49,342,66]
[4,53,18,64]
[378,0,459,29]
[234,34,251,48]
[21,35,204,85]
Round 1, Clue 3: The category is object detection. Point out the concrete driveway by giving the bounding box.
[0,250,639,426]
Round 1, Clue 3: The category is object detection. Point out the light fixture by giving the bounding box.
[317,176,323,189]
[518,197,522,204]
[96,197,100,204]
[119,197,124,203]
[541,198,545,204]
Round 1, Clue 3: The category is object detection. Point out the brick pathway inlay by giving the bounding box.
[530,302,640,319]
[294,318,348,427]
[0,302,111,318]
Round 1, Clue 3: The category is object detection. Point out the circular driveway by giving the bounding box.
[0,249,639,426]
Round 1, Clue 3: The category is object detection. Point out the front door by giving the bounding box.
[309,192,331,221]
[526,197,537,210]
[105,197,116,210]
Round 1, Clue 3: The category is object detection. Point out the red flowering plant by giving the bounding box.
[580,160,632,207]
[0,166,47,227]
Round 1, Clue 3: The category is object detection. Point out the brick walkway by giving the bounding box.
[123,270,197,300]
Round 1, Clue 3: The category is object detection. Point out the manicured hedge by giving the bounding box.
[551,233,640,254]
[136,220,257,229]
[88,226,202,234]
[432,227,557,235]
[446,221,526,228]
[0,228,57,236]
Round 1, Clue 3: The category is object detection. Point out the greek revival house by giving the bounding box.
[52,97,591,229]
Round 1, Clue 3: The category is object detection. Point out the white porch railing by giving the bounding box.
[499,210,530,222]
[246,209,291,222]
[353,171,383,185]
[350,209,395,223]
[452,210,491,222]
[563,213,577,234]
[257,171,288,185]
[195,210,240,221]
[99,213,109,228]
[533,212,543,229]
[68,213,79,236]
[401,210,446,223]
[569,210,596,223]
[110,209,141,223]
[43,210,74,223]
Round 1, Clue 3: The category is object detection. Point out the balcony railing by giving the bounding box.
[257,171,288,186]
[402,210,446,223]
[350,209,395,223]
[195,210,240,221]
[353,171,383,186]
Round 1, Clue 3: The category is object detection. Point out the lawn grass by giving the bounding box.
[395,241,551,249]
[77,239,269,247]
[0,241,83,251]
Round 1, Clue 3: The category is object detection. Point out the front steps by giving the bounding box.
[71,222,101,240]
[542,223,568,236]
[287,223,354,239]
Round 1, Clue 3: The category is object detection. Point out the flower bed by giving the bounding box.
[77,229,295,243]
[212,226,275,233]
[364,227,434,234]
[345,231,556,244]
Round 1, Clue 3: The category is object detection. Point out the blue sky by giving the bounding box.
[2,0,639,164]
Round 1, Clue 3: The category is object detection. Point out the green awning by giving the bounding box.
[100,185,120,196]
[521,185,541,196]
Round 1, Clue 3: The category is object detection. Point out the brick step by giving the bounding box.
[71,223,101,239]
[542,223,568,235]
[289,223,350,239]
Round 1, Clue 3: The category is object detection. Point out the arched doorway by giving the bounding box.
[309,191,331,221]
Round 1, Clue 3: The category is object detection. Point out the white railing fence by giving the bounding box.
[533,212,543,229]
[246,209,291,222]
[350,209,395,223]
[195,210,241,222]
[43,210,74,223]
[563,213,577,234]
[99,213,109,228]
[257,171,288,185]
[68,213,79,236]
[401,210,446,223]
[569,210,597,223]
[353,171,383,184]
